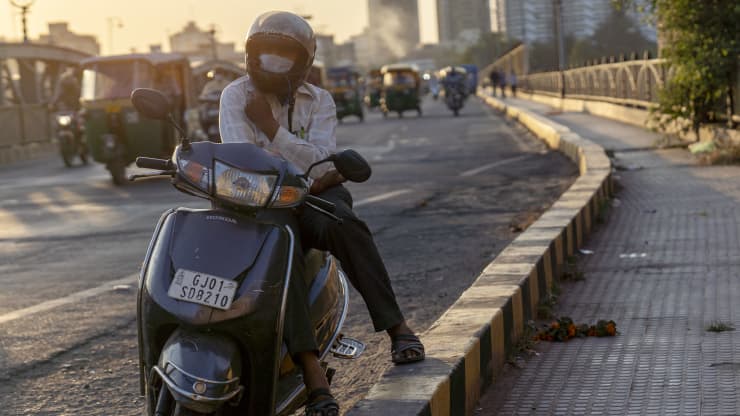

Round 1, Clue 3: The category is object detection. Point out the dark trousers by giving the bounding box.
[281,185,405,357]
[299,185,405,332]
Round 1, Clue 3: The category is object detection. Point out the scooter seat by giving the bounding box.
[303,249,328,287]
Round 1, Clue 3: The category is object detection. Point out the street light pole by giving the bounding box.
[553,0,566,97]
[107,17,124,55]
[9,0,35,43]
[208,24,218,60]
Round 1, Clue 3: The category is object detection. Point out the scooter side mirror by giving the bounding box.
[333,149,371,183]
[131,88,189,149]
[131,88,172,120]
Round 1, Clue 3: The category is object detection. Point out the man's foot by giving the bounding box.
[305,388,339,416]
[295,352,337,415]
[388,322,425,365]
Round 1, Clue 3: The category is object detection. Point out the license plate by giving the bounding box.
[167,269,238,310]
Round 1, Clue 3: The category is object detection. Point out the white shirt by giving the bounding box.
[219,75,338,180]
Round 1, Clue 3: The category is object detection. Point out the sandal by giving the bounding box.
[391,334,425,365]
[305,388,339,416]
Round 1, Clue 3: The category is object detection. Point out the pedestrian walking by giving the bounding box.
[498,70,507,98]
[508,71,517,97]
[488,70,499,97]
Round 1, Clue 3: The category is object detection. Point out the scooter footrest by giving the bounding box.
[331,336,365,359]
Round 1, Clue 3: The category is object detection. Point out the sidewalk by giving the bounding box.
[479,97,740,415]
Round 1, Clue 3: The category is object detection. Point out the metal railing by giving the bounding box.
[518,58,669,109]
[483,46,739,123]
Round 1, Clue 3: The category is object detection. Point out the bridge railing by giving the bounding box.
[518,58,669,109]
[484,47,739,123]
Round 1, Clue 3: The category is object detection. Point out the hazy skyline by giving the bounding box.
[1,0,439,54]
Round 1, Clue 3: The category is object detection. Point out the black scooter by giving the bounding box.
[130,88,369,416]
[444,84,465,117]
[54,110,88,167]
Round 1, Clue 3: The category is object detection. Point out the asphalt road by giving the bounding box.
[0,96,577,415]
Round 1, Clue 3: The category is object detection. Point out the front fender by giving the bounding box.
[154,328,243,414]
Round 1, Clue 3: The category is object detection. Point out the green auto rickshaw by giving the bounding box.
[364,68,382,109]
[326,66,364,122]
[380,64,422,118]
[80,53,196,185]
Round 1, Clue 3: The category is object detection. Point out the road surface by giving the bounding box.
[0,96,577,414]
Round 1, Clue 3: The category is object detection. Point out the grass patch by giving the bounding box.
[508,321,538,366]
[706,321,735,333]
[561,256,585,281]
[537,292,558,320]
[698,144,740,165]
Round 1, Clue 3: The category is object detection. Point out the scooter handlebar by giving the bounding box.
[136,157,174,171]
[305,195,336,213]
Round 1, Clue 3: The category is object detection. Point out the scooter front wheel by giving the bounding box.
[173,403,204,415]
[108,160,127,186]
[59,140,75,167]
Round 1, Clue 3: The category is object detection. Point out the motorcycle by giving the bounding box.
[54,110,88,167]
[130,88,369,416]
[444,84,465,117]
[198,90,222,143]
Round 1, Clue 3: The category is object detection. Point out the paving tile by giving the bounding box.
[481,99,740,415]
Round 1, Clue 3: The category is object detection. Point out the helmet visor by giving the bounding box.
[247,34,310,76]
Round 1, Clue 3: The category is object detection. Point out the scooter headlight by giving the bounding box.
[57,115,73,127]
[214,161,307,208]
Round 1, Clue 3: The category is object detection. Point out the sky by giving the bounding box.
[0,0,439,54]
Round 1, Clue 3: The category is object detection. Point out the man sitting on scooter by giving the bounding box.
[219,11,425,414]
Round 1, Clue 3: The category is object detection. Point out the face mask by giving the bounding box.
[259,54,294,74]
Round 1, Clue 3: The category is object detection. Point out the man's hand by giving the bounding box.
[244,92,280,140]
[310,170,346,195]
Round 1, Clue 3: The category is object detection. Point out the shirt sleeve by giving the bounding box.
[219,81,256,143]
[271,89,338,179]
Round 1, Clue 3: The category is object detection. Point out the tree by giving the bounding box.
[618,0,740,135]
[567,8,657,67]
[459,33,518,68]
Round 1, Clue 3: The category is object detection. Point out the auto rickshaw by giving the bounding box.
[380,64,422,118]
[191,59,245,98]
[80,53,195,185]
[364,68,382,109]
[191,60,245,142]
[326,66,364,122]
[307,59,326,88]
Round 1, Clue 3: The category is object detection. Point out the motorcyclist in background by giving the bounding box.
[51,67,81,111]
[200,68,231,99]
[199,68,231,142]
[441,66,467,98]
[219,11,425,415]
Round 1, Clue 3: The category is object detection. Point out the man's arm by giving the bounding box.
[270,89,337,179]
[219,81,257,143]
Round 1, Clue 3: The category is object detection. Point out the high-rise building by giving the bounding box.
[437,0,491,45]
[367,0,420,62]
[493,0,648,44]
[38,22,100,56]
[315,34,336,67]
[492,0,553,43]
[169,21,241,63]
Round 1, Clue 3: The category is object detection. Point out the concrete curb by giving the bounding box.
[347,95,612,416]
